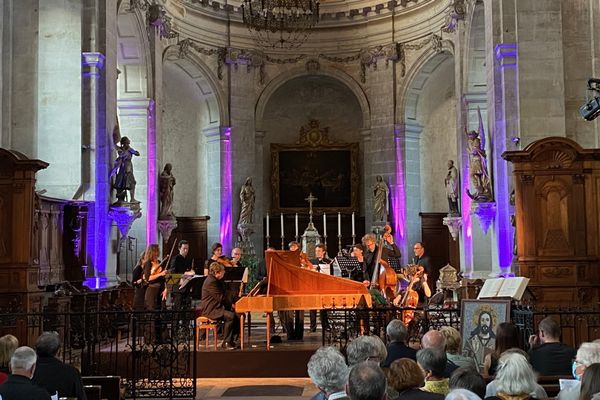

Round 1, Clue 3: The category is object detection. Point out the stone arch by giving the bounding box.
[255,66,371,131]
[463,1,486,93]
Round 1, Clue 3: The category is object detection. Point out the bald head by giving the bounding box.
[422,330,446,352]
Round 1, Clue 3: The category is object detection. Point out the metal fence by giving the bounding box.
[0,310,197,399]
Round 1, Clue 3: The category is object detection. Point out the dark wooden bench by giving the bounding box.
[538,375,571,398]
[82,376,121,400]
[83,385,102,400]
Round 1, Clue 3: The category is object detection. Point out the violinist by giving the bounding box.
[142,244,167,311]
[289,241,315,270]
[204,242,233,275]
[362,231,401,281]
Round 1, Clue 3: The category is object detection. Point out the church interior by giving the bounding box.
[1,0,600,399]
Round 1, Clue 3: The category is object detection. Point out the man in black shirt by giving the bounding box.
[382,319,417,367]
[169,240,192,273]
[412,241,432,275]
[0,346,51,400]
[528,316,576,376]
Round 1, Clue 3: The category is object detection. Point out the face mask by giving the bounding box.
[572,361,581,381]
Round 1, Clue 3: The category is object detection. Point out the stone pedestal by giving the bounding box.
[442,216,463,241]
[108,203,142,243]
[470,202,496,235]
[158,218,178,244]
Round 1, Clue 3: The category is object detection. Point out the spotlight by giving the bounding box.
[579,78,600,121]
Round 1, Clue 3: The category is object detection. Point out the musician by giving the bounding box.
[198,262,239,349]
[283,241,307,340]
[132,251,146,310]
[169,240,193,273]
[204,242,227,275]
[142,244,166,311]
[362,232,401,281]
[307,244,331,332]
[231,247,243,267]
[412,241,432,275]
[289,241,314,270]
[349,244,369,286]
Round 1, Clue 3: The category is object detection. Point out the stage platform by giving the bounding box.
[197,313,323,378]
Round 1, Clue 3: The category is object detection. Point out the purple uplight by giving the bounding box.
[220,127,233,247]
[146,100,157,244]
[495,43,518,68]
[393,131,407,264]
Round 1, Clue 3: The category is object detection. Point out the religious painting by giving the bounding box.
[270,121,359,213]
[460,299,511,373]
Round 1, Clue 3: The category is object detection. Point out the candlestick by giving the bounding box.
[266,213,270,237]
[323,213,327,237]
[351,212,355,237]
[295,213,299,237]
[337,212,341,235]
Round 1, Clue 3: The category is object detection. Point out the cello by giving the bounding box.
[393,264,424,324]
[369,225,398,302]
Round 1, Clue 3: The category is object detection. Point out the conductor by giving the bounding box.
[198,262,239,349]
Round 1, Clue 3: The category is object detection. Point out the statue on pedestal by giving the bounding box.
[373,175,389,223]
[238,177,255,226]
[465,108,493,202]
[110,122,140,204]
[445,160,460,216]
[159,163,176,219]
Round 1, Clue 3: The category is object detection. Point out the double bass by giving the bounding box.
[369,225,398,301]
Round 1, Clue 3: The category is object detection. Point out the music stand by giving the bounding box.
[223,267,246,282]
[180,276,206,300]
[387,257,403,273]
[333,256,361,278]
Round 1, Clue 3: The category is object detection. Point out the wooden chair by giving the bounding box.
[195,316,218,350]
[82,376,121,400]
[538,375,570,398]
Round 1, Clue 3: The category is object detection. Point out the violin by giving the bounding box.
[216,256,235,267]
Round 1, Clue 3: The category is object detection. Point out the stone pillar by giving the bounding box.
[360,128,372,231]
[204,126,233,250]
[254,130,266,254]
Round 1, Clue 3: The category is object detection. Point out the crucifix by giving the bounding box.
[305,192,317,230]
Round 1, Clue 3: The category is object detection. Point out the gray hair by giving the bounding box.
[10,346,37,371]
[348,361,386,400]
[347,336,387,366]
[494,352,536,395]
[35,331,61,357]
[577,342,600,367]
[445,389,482,400]
[386,319,408,343]
[422,330,446,352]
[417,348,447,378]
[307,347,349,394]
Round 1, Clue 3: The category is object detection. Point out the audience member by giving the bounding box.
[347,336,388,366]
[347,361,386,400]
[418,348,450,396]
[440,327,478,370]
[383,320,417,367]
[483,323,520,378]
[387,358,443,400]
[0,346,50,400]
[449,367,486,399]
[483,351,540,400]
[557,342,600,400]
[445,388,482,400]
[527,317,575,376]
[307,347,349,400]
[0,335,18,385]
[579,363,600,400]
[485,349,547,399]
[32,332,87,400]
[422,330,458,378]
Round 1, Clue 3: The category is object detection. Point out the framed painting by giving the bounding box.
[270,123,359,213]
[460,299,511,373]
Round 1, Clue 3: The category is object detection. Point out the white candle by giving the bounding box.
[295,213,299,237]
[280,214,284,237]
[323,213,327,237]
[338,212,342,235]
[352,212,355,237]
[266,213,270,237]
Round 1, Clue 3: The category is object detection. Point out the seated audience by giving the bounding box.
[32,331,86,400]
[445,388,483,400]
[347,336,388,366]
[418,348,450,396]
[307,347,349,400]
[484,351,541,400]
[527,316,575,376]
[483,323,520,378]
[485,349,547,399]
[383,319,417,367]
[0,335,19,385]
[440,327,477,370]
[558,342,600,400]
[347,361,387,400]
[422,330,458,378]
[579,363,600,400]
[449,367,486,399]
[387,358,443,400]
[0,346,50,400]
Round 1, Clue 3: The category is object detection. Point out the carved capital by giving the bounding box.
[442,216,462,241]
[108,204,142,243]
[442,0,466,33]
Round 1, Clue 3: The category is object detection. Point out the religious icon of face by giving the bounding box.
[479,312,492,335]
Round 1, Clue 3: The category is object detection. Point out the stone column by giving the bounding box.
[254,130,266,254]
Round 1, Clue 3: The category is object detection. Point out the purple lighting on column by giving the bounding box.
[147,100,157,244]
[392,130,407,264]
[220,127,232,247]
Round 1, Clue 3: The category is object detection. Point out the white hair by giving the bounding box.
[10,346,37,371]
[386,319,408,343]
[307,347,349,394]
[494,352,536,395]
[445,389,482,400]
[577,342,600,366]
[346,336,387,366]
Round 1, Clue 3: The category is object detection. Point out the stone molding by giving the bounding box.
[495,43,517,68]
[82,52,106,78]
[117,98,153,117]
[203,125,230,143]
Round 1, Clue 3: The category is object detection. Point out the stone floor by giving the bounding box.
[197,377,319,399]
